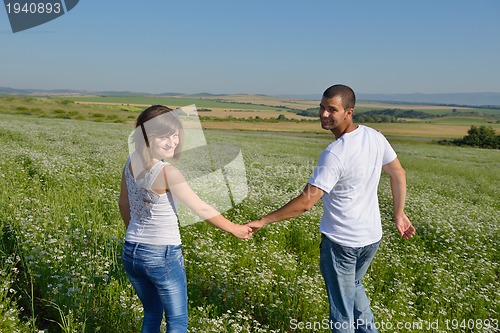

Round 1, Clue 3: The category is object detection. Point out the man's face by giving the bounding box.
[319,95,352,131]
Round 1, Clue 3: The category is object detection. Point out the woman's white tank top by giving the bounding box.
[124,158,181,245]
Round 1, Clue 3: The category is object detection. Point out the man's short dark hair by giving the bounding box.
[323,84,356,110]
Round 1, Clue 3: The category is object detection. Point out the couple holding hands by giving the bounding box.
[118,84,415,333]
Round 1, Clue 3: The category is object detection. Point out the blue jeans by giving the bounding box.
[320,235,379,333]
[122,241,188,333]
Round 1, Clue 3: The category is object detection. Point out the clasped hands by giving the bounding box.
[231,219,266,240]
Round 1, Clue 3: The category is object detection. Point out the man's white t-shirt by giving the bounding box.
[308,125,397,247]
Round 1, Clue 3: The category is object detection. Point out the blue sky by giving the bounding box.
[1,0,499,95]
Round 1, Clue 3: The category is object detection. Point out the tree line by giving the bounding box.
[294,108,432,123]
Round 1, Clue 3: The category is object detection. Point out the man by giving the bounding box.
[247,84,415,333]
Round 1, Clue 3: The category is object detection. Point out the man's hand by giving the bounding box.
[395,213,415,239]
[246,219,266,233]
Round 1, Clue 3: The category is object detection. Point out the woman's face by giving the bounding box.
[150,130,180,160]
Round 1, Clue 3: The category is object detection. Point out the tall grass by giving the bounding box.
[0,114,498,332]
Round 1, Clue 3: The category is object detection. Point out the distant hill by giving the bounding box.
[1,87,499,107]
[276,92,500,107]
[358,92,500,107]
[0,87,89,95]
[0,87,185,97]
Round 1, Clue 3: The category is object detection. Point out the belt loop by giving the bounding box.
[132,242,140,256]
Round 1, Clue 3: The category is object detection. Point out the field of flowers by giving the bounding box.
[0,114,498,332]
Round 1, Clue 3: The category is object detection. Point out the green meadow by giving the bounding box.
[0,96,499,332]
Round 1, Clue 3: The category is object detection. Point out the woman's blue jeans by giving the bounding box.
[320,235,379,333]
[122,241,188,333]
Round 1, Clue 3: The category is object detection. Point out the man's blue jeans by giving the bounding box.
[320,234,379,333]
[122,241,188,333]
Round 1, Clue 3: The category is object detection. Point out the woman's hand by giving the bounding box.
[230,224,253,240]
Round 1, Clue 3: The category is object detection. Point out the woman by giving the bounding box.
[118,105,252,332]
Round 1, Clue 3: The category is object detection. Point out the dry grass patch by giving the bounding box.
[203,107,311,120]
[199,120,497,138]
